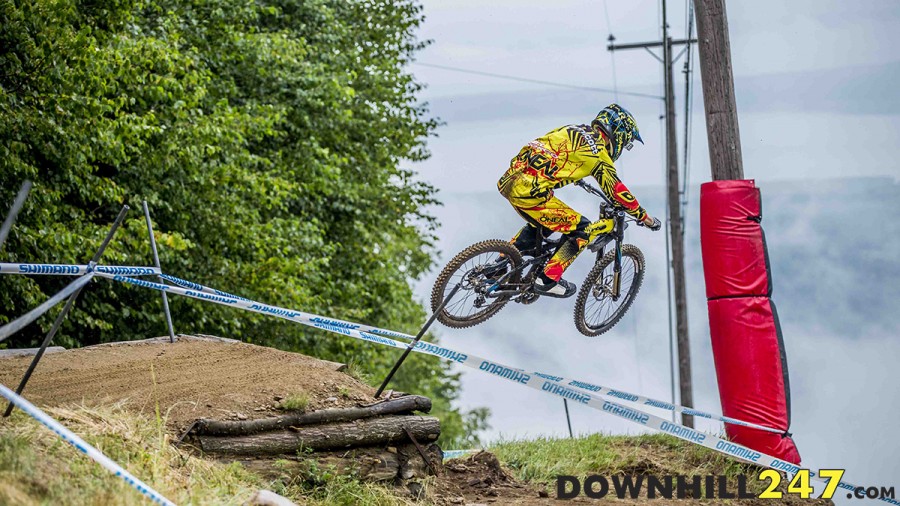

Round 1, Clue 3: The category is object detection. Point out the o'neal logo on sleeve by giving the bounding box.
[613,181,640,211]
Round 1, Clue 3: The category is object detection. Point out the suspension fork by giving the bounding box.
[611,214,626,298]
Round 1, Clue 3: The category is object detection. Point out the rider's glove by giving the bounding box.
[646,217,662,231]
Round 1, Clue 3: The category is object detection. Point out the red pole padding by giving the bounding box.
[700,180,801,464]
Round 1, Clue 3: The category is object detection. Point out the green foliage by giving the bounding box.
[279,393,310,412]
[0,0,486,446]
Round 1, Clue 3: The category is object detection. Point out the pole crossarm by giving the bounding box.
[608,38,696,51]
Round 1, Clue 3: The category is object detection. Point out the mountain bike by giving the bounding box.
[430,180,648,337]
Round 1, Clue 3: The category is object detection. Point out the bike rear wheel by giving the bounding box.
[573,244,645,337]
[430,240,524,328]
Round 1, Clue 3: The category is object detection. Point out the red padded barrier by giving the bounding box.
[708,297,800,463]
[701,180,800,464]
[700,180,770,298]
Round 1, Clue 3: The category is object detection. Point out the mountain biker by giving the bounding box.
[494,103,662,298]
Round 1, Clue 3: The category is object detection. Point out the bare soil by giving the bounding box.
[432,451,569,505]
[0,335,376,434]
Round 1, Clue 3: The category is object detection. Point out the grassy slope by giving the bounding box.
[0,405,824,505]
[491,434,834,504]
[493,433,750,482]
[0,404,411,506]
[493,433,760,493]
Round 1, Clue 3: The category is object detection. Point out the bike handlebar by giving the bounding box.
[574,180,606,199]
[574,180,630,218]
[575,180,660,230]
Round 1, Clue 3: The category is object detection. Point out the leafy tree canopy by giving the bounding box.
[0,0,487,446]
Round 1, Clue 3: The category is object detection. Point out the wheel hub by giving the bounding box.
[592,274,619,301]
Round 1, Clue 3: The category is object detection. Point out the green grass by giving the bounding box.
[344,360,372,385]
[279,393,311,412]
[489,432,769,499]
[0,404,804,505]
[0,403,413,505]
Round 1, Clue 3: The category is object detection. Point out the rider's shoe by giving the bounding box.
[533,275,576,298]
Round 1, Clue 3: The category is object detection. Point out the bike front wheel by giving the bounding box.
[430,240,524,329]
[573,244,645,337]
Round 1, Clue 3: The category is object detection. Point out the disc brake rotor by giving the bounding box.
[461,269,485,290]
[592,274,616,300]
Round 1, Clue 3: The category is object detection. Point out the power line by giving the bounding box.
[680,0,696,222]
[603,0,620,103]
[412,62,663,100]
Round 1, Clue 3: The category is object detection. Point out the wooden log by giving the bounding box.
[196,415,440,455]
[193,395,432,436]
[229,443,442,482]
[233,448,402,482]
[245,452,398,482]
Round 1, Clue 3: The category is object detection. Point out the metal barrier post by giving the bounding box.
[143,202,176,343]
[375,283,461,398]
[0,181,32,250]
[4,205,129,417]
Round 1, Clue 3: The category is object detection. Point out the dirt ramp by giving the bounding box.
[0,335,375,431]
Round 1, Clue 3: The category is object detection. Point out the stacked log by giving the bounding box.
[182,394,443,482]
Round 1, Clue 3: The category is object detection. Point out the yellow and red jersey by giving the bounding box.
[498,124,648,222]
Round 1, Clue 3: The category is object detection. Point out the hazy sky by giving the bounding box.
[412,0,900,191]
[407,0,900,502]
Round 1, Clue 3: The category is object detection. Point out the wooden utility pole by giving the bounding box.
[693,0,744,180]
[663,1,694,429]
[608,0,695,427]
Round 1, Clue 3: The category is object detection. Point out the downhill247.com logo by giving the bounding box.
[557,470,897,502]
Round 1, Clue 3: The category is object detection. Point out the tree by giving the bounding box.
[0,0,487,446]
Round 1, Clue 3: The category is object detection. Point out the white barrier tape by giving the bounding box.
[102,272,892,501]
[158,273,251,302]
[0,273,95,343]
[0,383,176,505]
[103,272,896,501]
[158,274,409,338]
[24,268,771,431]
[442,449,481,460]
[1,263,160,276]
[145,273,780,434]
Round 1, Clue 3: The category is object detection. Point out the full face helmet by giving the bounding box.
[590,104,643,161]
